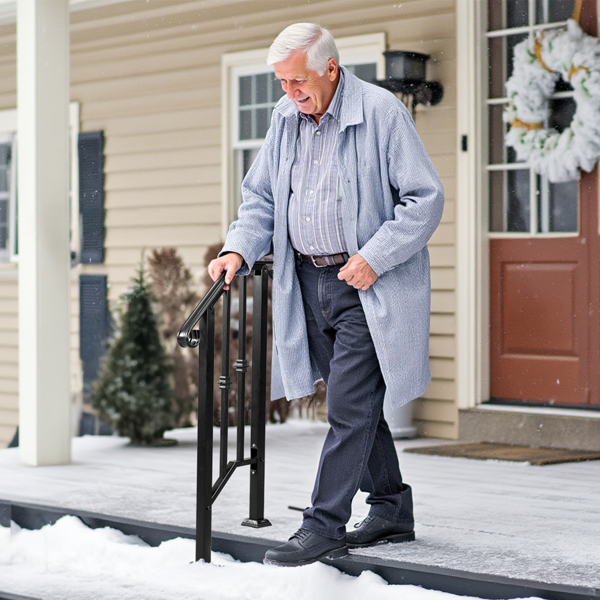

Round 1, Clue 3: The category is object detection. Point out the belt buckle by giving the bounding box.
[311,255,328,268]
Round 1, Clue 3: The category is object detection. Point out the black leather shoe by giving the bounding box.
[346,515,415,548]
[263,528,348,567]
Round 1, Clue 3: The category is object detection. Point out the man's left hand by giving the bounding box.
[338,254,378,290]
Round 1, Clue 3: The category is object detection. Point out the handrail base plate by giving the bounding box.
[241,518,272,528]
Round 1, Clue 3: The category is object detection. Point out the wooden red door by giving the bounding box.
[487,0,600,407]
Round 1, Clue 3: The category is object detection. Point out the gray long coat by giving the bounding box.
[222,67,444,408]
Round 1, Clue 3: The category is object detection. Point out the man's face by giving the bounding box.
[274,50,339,121]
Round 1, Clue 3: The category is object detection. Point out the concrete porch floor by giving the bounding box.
[1,419,599,595]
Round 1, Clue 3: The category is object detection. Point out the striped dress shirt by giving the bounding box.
[288,71,347,256]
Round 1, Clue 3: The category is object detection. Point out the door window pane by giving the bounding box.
[507,169,530,231]
[489,170,531,232]
[488,104,506,164]
[488,33,527,98]
[537,177,578,232]
[489,0,529,30]
[507,0,529,28]
[536,0,573,24]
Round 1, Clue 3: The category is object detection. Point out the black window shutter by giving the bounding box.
[78,131,105,264]
[79,274,109,403]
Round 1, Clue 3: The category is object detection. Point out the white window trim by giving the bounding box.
[0,102,80,266]
[221,33,386,237]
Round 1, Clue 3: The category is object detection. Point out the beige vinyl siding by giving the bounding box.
[0,271,17,447]
[0,0,458,445]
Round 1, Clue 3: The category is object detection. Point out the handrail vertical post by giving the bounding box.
[196,308,215,562]
[235,277,248,462]
[219,290,231,477]
[242,264,272,528]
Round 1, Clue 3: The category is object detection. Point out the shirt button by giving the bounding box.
[313,160,319,165]
[316,131,321,136]
[306,217,311,222]
[310,245,315,251]
[309,189,314,194]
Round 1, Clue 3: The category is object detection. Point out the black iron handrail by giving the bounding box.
[177,272,226,349]
[177,258,273,563]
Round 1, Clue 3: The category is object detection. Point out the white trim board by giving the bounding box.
[456,0,486,410]
[474,404,600,420]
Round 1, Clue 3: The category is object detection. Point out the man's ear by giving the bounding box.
[328,58,338,81]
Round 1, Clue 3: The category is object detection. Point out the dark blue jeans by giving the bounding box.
[296,258,411,540]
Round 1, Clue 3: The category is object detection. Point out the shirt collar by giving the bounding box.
[299,68,345,124]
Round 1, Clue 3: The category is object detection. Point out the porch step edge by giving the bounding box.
[459,408,600,451]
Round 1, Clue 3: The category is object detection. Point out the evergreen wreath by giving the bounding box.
[504,19,600,182]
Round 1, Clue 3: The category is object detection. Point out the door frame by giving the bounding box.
[456,0,488,409]
[457,1,600,409]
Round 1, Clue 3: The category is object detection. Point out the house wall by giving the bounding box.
[0,0,458,447]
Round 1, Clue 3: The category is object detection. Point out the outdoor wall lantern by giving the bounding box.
[375,50,443,118]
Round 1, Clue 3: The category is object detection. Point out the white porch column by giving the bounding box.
[17,0,71,466]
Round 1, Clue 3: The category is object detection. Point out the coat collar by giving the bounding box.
[274,65,364,132]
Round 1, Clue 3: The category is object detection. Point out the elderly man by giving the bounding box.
[209,23,443,567]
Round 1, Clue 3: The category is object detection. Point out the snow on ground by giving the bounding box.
[0,517,542,600]
[1,418,600,592]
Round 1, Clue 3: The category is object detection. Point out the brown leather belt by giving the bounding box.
[298,252,349,268]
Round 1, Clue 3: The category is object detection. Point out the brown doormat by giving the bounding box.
[403,443,600,466]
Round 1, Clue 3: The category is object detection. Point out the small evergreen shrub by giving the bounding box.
[91,264,175,445]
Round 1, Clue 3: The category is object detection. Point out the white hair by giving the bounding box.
[267,23,339,76]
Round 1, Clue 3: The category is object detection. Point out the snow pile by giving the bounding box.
[0,517,539,600]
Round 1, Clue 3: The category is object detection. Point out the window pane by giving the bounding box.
[0,199,7,249]
[489,171,506,232]
[537,176,578,233]
[243,148,260,177]
[235,147,261,213]
[0,166,7,193]
[351,63,377,83]
[488,34,527,98]
[488,0,504,30]
[507,169,530,231]
[239,76,252,106]
[489,104,506,164]
[490,169,531,232]
[536,0,573,24]
[239,109,252,140]
[507,0,529,28]
[0,144,9,193]
[489,0,529,30]
[0,144,10,166]
[272,77,285,102]
[255,107,269,139]
[506,33,527,82]
[255,73,268,105]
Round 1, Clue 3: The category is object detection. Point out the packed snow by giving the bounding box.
[1,419,600,596]
[0,516,542,600]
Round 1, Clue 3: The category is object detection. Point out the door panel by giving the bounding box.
[491,240,589,404]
